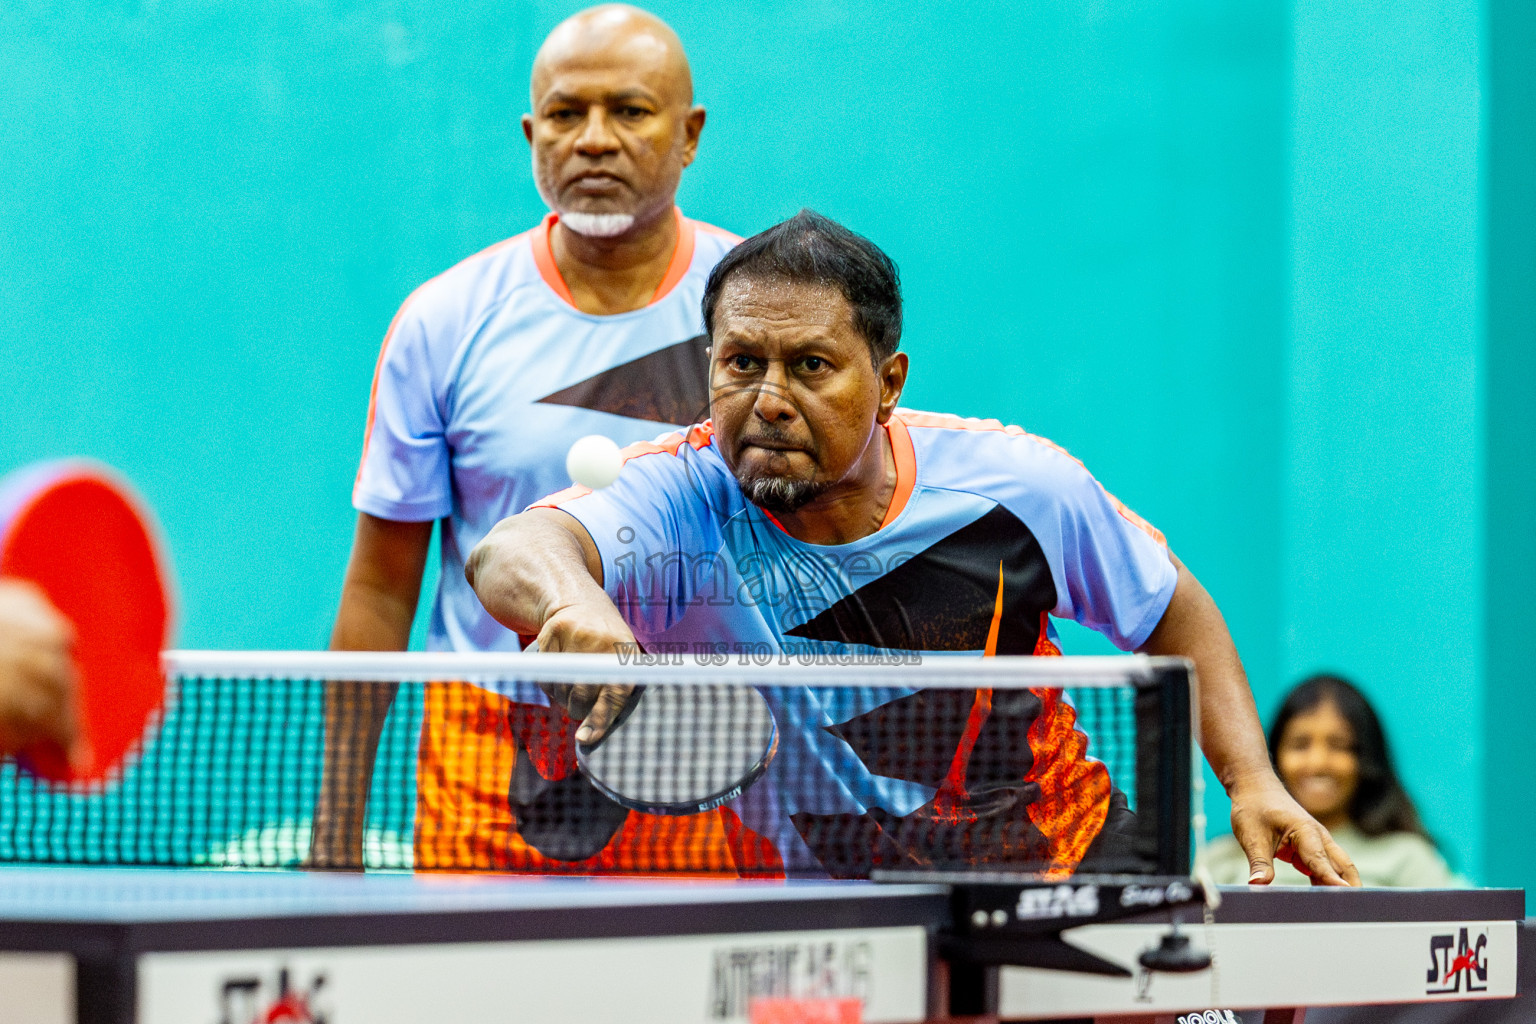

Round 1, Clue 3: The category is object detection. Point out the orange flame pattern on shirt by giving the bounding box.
[413,681,773,875]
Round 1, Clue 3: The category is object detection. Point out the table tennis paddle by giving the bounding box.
[0,461,172,783]
[575,683,779,816]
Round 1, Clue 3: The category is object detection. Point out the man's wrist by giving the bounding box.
[1221,763,1283,796]
[543,592,625,633]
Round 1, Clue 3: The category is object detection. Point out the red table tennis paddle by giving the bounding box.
[0,461,172,783]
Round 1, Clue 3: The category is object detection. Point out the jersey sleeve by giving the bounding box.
[1026,444,1178,650]
[352,295,454,522]
[531,434,715,638]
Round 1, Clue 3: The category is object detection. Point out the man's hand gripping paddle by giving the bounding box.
[0,461,172,783]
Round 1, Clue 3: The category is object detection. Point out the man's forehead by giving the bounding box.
[535,74,667,108]
[714,278,857,338]
[531,12,690,105]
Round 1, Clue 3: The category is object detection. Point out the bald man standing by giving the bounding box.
[313,5,739,868]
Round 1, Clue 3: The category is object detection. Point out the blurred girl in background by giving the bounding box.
[1205,673,1460,887]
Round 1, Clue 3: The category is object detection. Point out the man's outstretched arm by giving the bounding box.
[467,508,639,742]
[310,512,431,869]
[1139,554,1360,887]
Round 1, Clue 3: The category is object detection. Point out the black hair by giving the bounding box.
[1268,673,1432,841]
[701,209,902,366]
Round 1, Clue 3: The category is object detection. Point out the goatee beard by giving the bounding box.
[558,211,636,238]
[534,173,637,238]
[737,473,828,514]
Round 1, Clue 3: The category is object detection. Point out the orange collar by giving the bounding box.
[529,207,697,311]
[881,413,916,529]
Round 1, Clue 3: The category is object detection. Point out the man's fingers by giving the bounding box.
[560,682,603,721]
[1226,773,1363,888]
[1231,819,1276,885]
[0,655,73,746]
[528,604,642,744]
[576,684,633,745]
[27,648,78,754]
[0,581,80,760]
[1313,832,1359,887]
[1288,826,1348,886]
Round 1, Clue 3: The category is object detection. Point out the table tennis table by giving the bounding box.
[0,867,1522,1024]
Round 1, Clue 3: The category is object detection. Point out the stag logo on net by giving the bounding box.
[1014,884,1099,922]
[216,966,328,1024]
[1426,927,1487,996]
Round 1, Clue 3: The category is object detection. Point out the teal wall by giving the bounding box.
[1483,0,1536,897]
[0,1,1525,889]
[1285,0,1484,874]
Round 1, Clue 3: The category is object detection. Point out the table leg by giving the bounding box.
[929,959,1000,1023]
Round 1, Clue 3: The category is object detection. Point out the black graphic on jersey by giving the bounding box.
[829,687,1043,789]
[782,507,1086,876]
[790,803,1057,878]
[506,700,630,861]
[537,334,710,424]
[509,754,630,861]
[784,504,1057,653]
[796,688,1054,875]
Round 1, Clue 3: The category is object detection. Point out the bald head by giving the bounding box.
[524,4,704,239]
[533,5,693,108]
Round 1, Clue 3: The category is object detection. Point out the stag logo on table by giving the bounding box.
[216,966,327,1024]
[1015,884,1099,921]
[1426,927,1488,995]
[708,939,872,1021]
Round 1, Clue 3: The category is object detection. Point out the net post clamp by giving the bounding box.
[873,872,1207,1017]
[876,871,1206,973]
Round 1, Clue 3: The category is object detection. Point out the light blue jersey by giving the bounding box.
[530,410,1179,875]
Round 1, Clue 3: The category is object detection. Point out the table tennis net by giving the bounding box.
[0,653,1191,878]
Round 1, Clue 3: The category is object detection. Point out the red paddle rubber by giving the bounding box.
[0,462,172,783]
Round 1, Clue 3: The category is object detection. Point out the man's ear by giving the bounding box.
[680,106,706,167]
[522,113,535,145]
[875,352,909,423]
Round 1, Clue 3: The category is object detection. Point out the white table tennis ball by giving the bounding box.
[566,434,624,489]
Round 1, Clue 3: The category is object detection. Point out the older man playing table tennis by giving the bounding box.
[468,211,1360,886]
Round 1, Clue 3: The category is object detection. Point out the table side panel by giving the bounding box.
[997,920,1518,1019]
[137,927,930,1024]
[0,952,73,1024]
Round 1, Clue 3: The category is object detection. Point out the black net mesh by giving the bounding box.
[0,657,1186,878]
